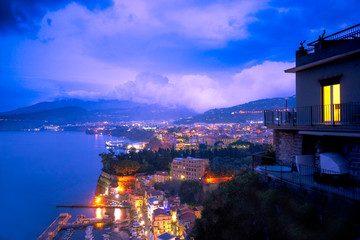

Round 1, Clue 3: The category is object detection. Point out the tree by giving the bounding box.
[191,172,359,240]
[179,180,203,205]
[114,160,140,176]
[99,150,115,171]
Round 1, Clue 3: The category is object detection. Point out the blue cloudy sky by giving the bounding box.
[1,0,359,112]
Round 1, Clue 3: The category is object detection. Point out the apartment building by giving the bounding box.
[171,157,209,181]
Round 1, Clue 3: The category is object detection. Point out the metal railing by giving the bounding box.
[308,23,360,46]
[252,154,360,201]
[264,102,360,127]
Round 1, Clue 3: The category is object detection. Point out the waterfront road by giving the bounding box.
[140,203,151,240]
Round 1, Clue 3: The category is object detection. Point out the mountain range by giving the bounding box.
[0,99,196,130]
[0,96,295,130]
[174,95,296,124]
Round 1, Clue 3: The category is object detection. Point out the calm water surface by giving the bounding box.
[0,131,127,240]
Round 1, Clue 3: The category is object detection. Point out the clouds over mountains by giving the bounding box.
[1,0,358,111]
[109,61,294,112]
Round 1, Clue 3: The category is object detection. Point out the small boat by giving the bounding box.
[105,140,124,148]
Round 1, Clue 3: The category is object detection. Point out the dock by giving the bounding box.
[56,204,130,208]
[38,213,71,240]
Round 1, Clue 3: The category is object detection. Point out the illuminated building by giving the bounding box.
[154,171,170,183]
[262,24,360,198]
[170,157,209,181]
[152,208,172,237]
[147,197,163,220]
[116,175,135,192]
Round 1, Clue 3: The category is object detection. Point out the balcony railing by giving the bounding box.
[252,153,360,201]
[307,23,360,46]
[264,102,360,127]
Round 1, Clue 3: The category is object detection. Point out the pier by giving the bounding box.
[38,213,71,240]
[56,204,130,208]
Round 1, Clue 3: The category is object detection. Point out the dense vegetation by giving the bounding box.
[99,143,271,176]
[191,172,360,240]
[155,180,204,206]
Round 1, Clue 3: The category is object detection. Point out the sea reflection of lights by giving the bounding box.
[96,208,103,219]
[114,208,121,221]
[96,223,104,228]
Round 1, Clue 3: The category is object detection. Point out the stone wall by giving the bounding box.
[345,143,360,177]
[273,130,303,166]
[95,171,118,195]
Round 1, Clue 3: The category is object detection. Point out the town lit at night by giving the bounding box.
[2,0,360,240]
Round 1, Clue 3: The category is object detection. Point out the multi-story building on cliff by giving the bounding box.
[171,157,209,181]
[260,24,360,200]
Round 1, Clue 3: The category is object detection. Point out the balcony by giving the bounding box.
[264,102,360,131]
[252,153,360,201]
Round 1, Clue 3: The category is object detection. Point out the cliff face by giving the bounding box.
[95,171,118,196]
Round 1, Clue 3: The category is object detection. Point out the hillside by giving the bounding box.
[0,99,196,131]
[174,95,296,124]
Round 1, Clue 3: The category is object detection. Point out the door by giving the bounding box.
[323,83,340,123]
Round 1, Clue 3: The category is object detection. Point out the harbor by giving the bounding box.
[39,203,132,240]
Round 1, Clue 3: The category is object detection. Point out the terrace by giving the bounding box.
[252,153,360,201]
[264,102,360,132]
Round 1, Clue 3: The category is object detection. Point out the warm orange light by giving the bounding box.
[95,197,101,204]
[96,223,104,228]
[114,208,121,221]
[172,212,177,222]
[96,208,103,219]
[205,176,233,184]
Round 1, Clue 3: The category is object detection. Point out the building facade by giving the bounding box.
[154,171,170,183]
[262,24,360,194]
[152,208,172,237]
[171,157,209,181]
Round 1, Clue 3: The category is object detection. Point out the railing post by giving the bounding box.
[332,104,335,126]
[292,108,295,126]
[310,106,313,126]
[299,165,302,187]
[277,110,280,126]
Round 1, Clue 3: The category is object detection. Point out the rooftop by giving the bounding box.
[148,197,159,205]
[157,232,176,240]
[153,208,168,217]
[173,157,209,162]
[286,23,360,72]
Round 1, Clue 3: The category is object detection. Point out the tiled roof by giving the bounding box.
[153,208,168,217]
[180,212,197,223]
[155,171,169,176]
[157,232,175,240]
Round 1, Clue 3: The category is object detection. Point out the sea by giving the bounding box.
[0,131,129,240]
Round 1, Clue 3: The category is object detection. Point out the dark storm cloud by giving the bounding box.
[0,0,113,35]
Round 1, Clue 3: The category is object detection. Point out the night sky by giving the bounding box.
[1,0,359,112]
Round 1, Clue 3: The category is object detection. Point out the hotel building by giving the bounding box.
[171,157,209,181]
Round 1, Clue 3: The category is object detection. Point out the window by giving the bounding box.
[323,83,340,122]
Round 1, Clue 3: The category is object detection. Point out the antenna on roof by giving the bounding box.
[299,40,306,50]
[319,30,326,41]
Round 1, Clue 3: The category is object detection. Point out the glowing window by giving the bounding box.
[323,84,340,122]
